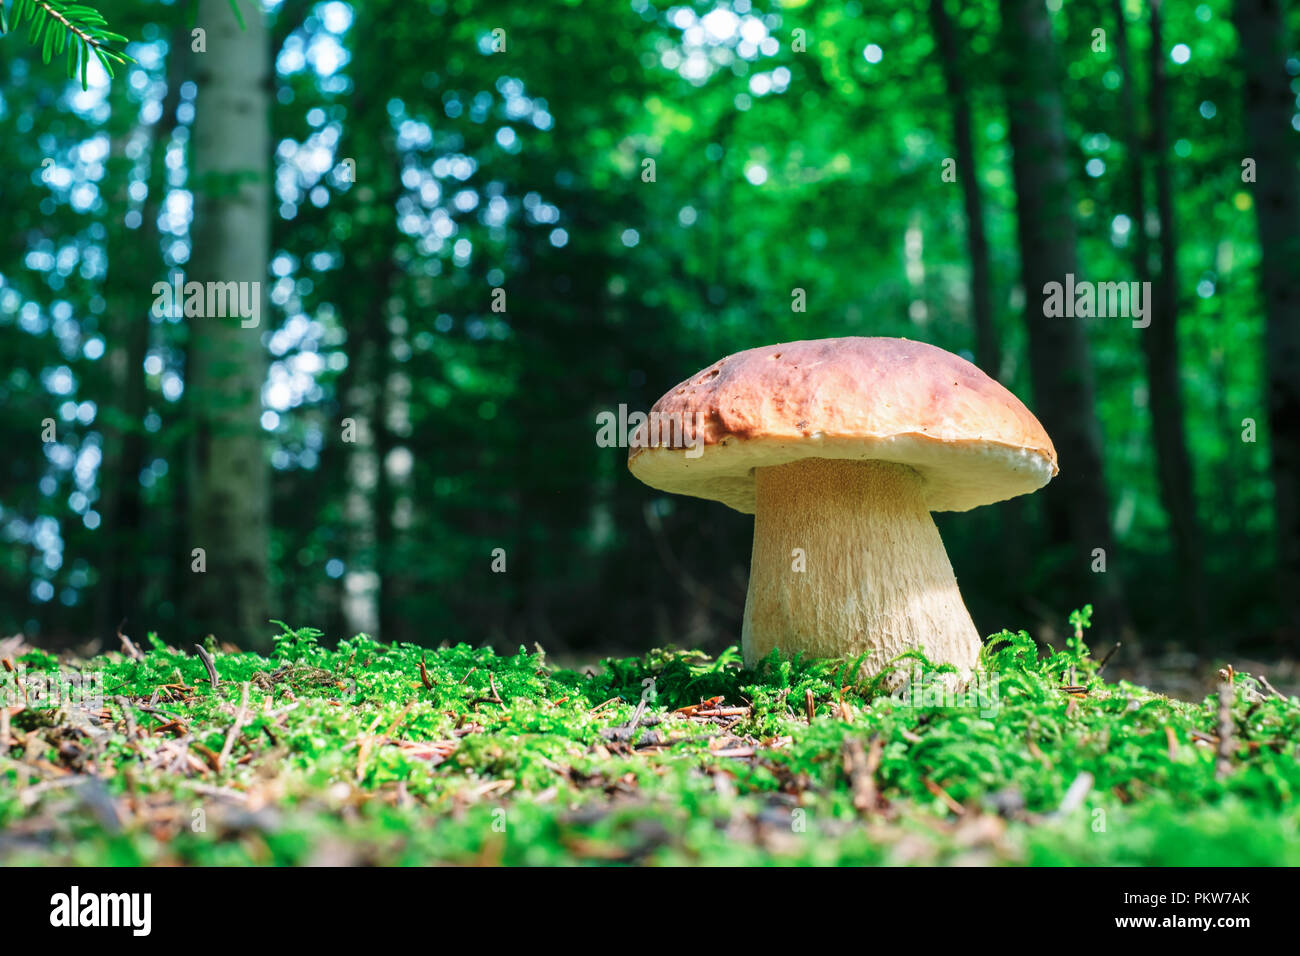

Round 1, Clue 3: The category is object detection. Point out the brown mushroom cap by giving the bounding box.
[627,336,1058,514]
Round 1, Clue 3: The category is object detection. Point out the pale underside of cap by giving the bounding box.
[627,336,1059,514]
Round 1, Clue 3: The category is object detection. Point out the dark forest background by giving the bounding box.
[1,0,1297,665]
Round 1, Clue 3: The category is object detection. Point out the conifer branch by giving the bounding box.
[0,0,134,90]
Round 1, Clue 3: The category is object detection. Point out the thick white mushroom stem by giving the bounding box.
[741,457,982,680]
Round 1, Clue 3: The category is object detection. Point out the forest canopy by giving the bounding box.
[0,0,1297,663]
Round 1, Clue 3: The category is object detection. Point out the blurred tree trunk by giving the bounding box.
[185,0,272,648]
[336,11,403,640]
[97,138,149,642]
[929,0,998,376]
[339,258,399,641]
[1232,0,1300,637]
[999,0,1130,639]
[341,341,381,638]
[97,26,187,644]
[1113,0,1208,643]
[931,0,1029,620]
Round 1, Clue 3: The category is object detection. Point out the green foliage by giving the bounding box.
[0,0,252,90]
[0,0,1291,674]
[3,612,1298,865]
[0,0,132,89]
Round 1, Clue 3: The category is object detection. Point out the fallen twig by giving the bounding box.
[711,746,755,758]
[842,734,883,814]
[674,696,724,717]
[192,742,222,773]
[1216,675,1235,780]
[193,644,220,689]
[1057,771,1094,815]
[923,777,965,816]
[217,682,251,771]
[191,782,251,803]
[117,620,144,662]
[355,711,386,781]
[114,696,136,741]
[384,701,415,739]
[689,706,752,719]
[624,693,649,733]
[1257,674,1290,702]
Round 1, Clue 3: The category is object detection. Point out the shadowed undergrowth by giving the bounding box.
[1,611,1298,865]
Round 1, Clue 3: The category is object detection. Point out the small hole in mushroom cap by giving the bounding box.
[771,353,781,359]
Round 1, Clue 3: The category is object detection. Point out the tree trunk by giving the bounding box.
[931,0,1035,622]
[929,0,999,376]
[999,0,1130,639]
[333,12,405,641]
[1114,0,1208,642]
[97,26,188,644]
[1232,0,1300,637]
[185,1,272,648]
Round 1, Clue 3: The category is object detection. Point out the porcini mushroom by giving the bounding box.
[628,337,1058,678]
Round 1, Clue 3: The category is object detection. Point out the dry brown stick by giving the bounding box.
[1057,771,1094,815]
[191,782,250,803]
[805,689,816,724]
[624,693,649,732]
[690,707,752,718]
[355,710,386,781]
[114,695,136,740]
[842,735,882,814]
[1096,642,1122,674]
[923,777,966,816]
[1257,674,1290,702]
[419,655,435,690]
[192,742,222,773]
[217,682,251,771]
[193,644,220,689]
[1216,677,1235,780]
[136,704,181,720]
[384,701,415,739]
[117,620,144,661]
[470,674,504,707]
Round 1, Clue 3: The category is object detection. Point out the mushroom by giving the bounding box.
[627,337,1058,679]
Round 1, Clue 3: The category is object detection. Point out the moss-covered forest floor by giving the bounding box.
[2,613,1298,865]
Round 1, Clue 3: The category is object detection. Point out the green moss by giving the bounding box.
[1,613,1296,865]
